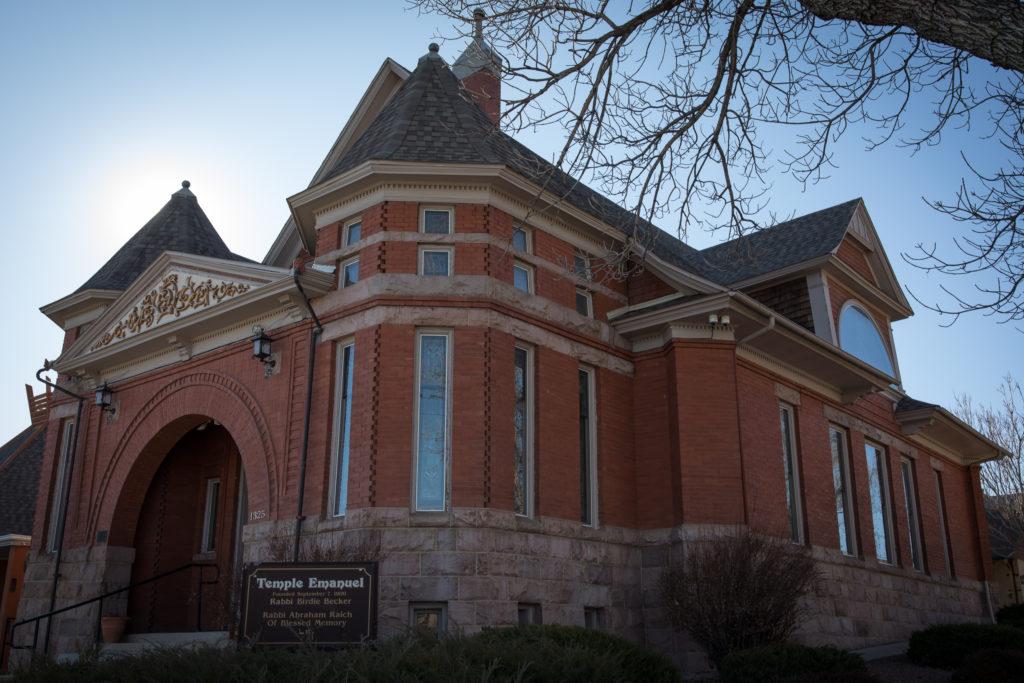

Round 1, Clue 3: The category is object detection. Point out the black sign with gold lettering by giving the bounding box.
[241,562,378,645]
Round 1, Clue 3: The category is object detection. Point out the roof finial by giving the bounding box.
[473,8,485,40]
[181,180,190,189]
[429,42,439,53]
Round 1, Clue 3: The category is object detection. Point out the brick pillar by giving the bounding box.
[671,340,745,525]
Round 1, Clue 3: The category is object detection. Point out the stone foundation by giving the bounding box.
[16,512,989,678]
[13,545,134,663]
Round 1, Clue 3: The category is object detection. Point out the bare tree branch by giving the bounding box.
[412,0,1024,321]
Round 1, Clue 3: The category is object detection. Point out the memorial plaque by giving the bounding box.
[241,562,377,645]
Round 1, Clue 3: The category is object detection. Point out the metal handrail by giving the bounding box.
[7,561,219,656]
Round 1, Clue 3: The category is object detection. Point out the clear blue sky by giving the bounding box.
[0,1,1019,443]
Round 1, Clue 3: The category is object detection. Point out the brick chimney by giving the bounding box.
[25,383,51,427]
[452,9,503,125]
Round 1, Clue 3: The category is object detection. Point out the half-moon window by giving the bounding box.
[839,304,895,376]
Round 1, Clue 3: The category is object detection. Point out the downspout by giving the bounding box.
[34,365,86,655]
[291,270,324,563]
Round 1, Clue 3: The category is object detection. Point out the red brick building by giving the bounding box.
[16,33,1005,674]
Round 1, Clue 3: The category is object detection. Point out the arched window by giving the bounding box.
[839,303,895,376]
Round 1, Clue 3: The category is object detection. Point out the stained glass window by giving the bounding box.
[333,344,355,516]
[416,334,449,511]
[579,369,595,525]
[514,347,531,515]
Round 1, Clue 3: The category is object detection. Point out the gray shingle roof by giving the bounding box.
[694,199,862,285]
[895,395,940,413]
[322,46,858,287]
[0,425,45,536]
[76,182,251,293]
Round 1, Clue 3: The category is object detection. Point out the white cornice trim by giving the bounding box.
[826,257,913,320]
[40,288,121,330]
[55,252,333,376]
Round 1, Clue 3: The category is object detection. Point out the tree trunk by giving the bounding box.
[800,0,1024,73]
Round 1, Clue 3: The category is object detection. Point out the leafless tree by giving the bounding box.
[956,375,1024,556]
[659,529,819,667]
[412,0,1024,322]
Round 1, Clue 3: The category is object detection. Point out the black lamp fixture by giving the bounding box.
[253,326,276,374]
[95,382,114,413]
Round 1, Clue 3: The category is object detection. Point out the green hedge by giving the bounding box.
[718,643,871,683]
[951,648,1024,682]
[13,625,680,683]
[996,603,1024,630]
[907,623,1024,670]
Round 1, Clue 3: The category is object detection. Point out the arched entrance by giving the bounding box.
[127,421,245,633]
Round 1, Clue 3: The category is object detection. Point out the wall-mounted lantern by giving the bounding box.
[253,326,276,376]
[95,382,114,413]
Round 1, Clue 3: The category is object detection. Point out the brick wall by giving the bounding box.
[20,197,991,666]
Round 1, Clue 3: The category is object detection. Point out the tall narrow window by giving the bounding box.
[201,478,220,553]
[865,443,894,563]
[415,332,451,511]
[900,458,924,571]
[579,368,597,526]
[829,426,856,556]
[779,404,804,543]
[513,346,534,516]
[332,343,355,516]
[46,420,75,553]
[934,469,955,576]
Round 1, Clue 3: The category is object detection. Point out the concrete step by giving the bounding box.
[53,631,230,663]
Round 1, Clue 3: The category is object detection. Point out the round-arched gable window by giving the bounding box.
[838,302,895,376]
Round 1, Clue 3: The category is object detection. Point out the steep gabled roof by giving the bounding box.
[0,425,45,536]
[694,199,863,285]
[320,45,706,277]
[315,46,875,288]
[77,181,251,293]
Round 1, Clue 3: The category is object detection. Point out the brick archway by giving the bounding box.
[93,372,278,547]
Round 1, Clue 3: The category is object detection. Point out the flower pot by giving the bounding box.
[100,616,129,644]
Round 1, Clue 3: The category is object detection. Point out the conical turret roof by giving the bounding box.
[77,181,250,293]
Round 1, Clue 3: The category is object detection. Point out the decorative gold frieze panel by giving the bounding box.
[90,272,252,350]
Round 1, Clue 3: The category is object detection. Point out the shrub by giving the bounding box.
[718,643,871,683]
[12,626,680,683]
[658,529,819,667]
[473,624,680,682]
[996,602,1024,630]
[907,623,1024,670]
[952,648,1024,682]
